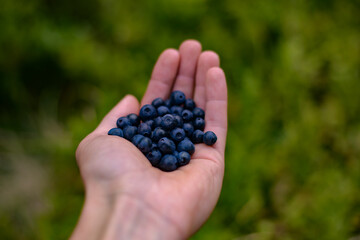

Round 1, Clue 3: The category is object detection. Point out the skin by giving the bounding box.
[71,40,228,240]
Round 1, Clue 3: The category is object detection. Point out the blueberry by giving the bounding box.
[184,99,196,110]
[151,127,167,142]
[157,106,170,116]
[158,137,176,154]
[123,126,138,140]
[145,120,155,130]
[183,123,194,137]
[151,143,158,150]
[138,123,152,137]
[182,109,193,122]
[161,114,177,130]
[108,128,124,137]
[193,107,205,118]
[127,113,140,126]
[158,154,178,172]
[164,99,172,108]
[203,131,217,146]
[152,98,164,108]
[116,117,131,129]
[173,150,179,160]
[174,115,183,128]
[192,130,204,143]
[193,117,205,130]
[170,106,183,116]
[170,91,186,105]
[137,137,152,153]
[154,116,162,128]
[132,134,145,146]
[178,151,191,166]
[140,104,157,121]
[170,128,186,142]
[177,139,195,155]
[147,149,162,166]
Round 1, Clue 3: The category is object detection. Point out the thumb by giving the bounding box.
[95,94,140,133]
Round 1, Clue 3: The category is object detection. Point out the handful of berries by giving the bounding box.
[108,90,217,172]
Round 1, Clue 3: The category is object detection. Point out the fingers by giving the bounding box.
[193,51,220,109]
[141,49,180,106]
[204,67,227,156]
[95,95,140,133]
[172,40,202,98]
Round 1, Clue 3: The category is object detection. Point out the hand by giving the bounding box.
[71,40,227,240]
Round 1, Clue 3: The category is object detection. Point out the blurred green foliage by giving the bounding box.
[0,0,359,239]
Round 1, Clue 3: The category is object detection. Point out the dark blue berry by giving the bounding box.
[108,128,124,137]
[132,134,144,146]
[170,91,186,105]
[170,106,183,116]
[157,106,170,116]
[161,114,177,130]
[151,143,158,150]
[154,116,162,127]
[203,131,217,146]
[182,109,193,122]
[173,151,179,160]
[184,99,196,110]
[164,99,172,108]
[192,130,204,143]
[193,107,205,118]
[123,126,138,140]
[178,151,191,166]
[177,139,195,155]
[145,120,155,130]
[158,154,178,172]
[183,123,194,137]
[140,104,157,121]
[137,137,152,153]
[127,113,140,126]
[174,115,183,128]
[170,128,186,142]
[147,149,162,166]
[138,123,152,137]
[152,98,164,108]
[193,117,205,130]
[158,137,176,154]
[116,117,131,129]
[152,127,167,142]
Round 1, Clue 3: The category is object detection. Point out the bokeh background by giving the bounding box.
[1,0,359,239]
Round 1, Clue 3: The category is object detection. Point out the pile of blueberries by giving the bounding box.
[108,90,217,172]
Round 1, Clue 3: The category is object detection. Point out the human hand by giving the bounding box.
[71,40,227,240]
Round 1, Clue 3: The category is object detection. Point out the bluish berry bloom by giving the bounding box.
[178,151,191,166]
[108,128,124,137]
[138,123,152,137]
[192,107,205,118]
[161,114,177,130]
[177,139,195,155]
[116,117,131,129]
[193,117,205,130]
[170,90,186,105]
[154,116,162,128]
[145,120,155,130]
[203,131,217,146]
[147,149,162,166]
[139,104,157,121]
[184,99,196,110]
[152,98,164,108]
[174,115,183,128]
[183,123,194,137]
[157,106,170,116]
[182,109,193,122]
[170,128,186,142]
[158,137,176,154]
[132,134,145,146]
[127,113,140,126]
[123,126,138,140]
[158,154,178,172]
[192,130,204,143]
[137,137,152,153]
[170,106,183,116]
[164,99,172,108]
[151,127,167,142]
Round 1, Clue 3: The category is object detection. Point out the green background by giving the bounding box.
[1,0,359,239]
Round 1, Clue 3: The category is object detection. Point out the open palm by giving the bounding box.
[74,40,227,239]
